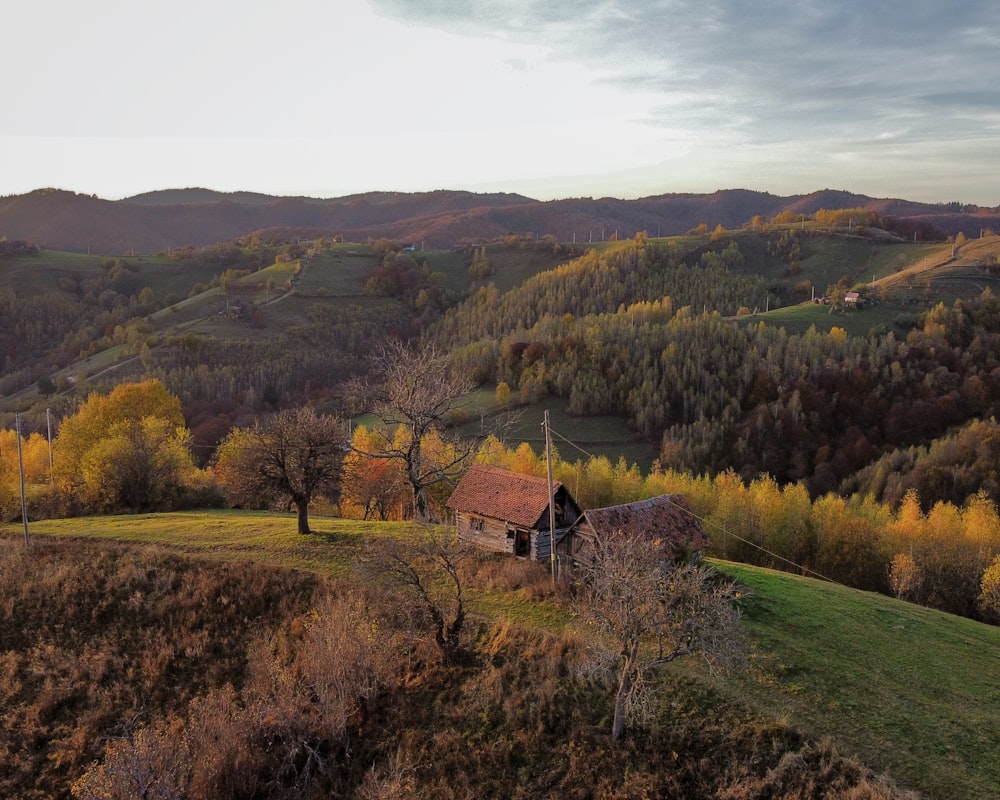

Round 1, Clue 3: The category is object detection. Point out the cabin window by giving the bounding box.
[470,517,485,532]
[515,529,531,558]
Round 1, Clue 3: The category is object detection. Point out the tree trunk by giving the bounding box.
[612,663,633,741]
[413,485,430,521]
[295,499,310,534]
[612,636,642,741]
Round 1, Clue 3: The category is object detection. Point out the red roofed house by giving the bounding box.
[445,464,582,561]
[566,494,710,567]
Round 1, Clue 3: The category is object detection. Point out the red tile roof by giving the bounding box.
[446,464,561,528]
[581,494,710,556]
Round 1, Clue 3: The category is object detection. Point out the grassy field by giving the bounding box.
[6,511,998,798]
[295,250,374,295]
[796,239,947,293]
[455,389,660,472]
[740,301,905,337]
[0,250,221,299]
[716,561,1000,799]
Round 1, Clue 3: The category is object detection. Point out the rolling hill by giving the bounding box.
[2,186,998,256]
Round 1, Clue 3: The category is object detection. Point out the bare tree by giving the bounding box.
[361,526,469,666]
[346,340,477,520]
[575,531,746,740]
[71,718,191,800]
[214,407,346,534]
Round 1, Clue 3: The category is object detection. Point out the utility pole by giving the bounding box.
[544,410,557,587]
[15,413,29,544]
[46,407,54,481]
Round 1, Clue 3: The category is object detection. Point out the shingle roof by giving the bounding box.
[582,494,710,556]
[446,464,561,528]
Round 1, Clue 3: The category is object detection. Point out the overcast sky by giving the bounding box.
[2,0,997,204]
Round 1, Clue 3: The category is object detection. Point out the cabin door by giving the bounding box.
[514,529,531,558]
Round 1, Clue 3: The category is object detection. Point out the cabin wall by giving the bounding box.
[456,511,514,555]
[531,530,551,563]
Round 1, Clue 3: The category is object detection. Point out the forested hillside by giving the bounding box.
[6,188,1000,800]
[431,232,1000,505]
[6,216,1000,511]
[6,213,1000,527]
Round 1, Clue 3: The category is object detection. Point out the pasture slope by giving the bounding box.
[5,510,999,799]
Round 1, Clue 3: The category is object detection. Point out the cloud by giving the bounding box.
[2,0,997,203]
[370,0,999,149]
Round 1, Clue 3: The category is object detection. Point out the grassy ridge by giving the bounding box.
[6,512,999,798]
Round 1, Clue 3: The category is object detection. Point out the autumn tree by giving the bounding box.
[53,380,198,513]
[467,246,493,280]
[346,340,477,520]
[79,417,197,512]
[889,552,924,603]
[575,531,746,740]
[340,425,407,521]
[978,555,1000,622]
[0,429,52,520]
[214,406,347,534]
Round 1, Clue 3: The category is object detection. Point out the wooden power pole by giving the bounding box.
[544,410,557,586]
[15,412,29,544]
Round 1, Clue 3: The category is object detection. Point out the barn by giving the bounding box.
[445,464,582,562]
[564,494,710,568]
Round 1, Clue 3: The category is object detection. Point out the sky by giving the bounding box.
[2,0,997,205]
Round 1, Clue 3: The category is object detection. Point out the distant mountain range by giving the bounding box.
[1,187,997,255]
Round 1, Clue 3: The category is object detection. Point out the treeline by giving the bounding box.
[845,417,1000,509]
[0,239,39,258]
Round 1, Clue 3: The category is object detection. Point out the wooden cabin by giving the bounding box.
[563,494,710,568]
[446,464,582,562]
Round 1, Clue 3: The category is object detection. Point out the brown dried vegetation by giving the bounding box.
[0,535,916,799]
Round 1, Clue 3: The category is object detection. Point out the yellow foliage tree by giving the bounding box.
[54,380,196,512]
[978,555,1000,621]
[0,431,53,520]
[78,417,196,512]
[961,491,1000,550]
[888,489,925,548]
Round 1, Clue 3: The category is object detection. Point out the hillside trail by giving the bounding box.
[876,234,1000,292]
[262,258,309,306]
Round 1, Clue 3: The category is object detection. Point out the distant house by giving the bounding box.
[445,464,581,562]
[564,494,710,568]
[844,291,862,307]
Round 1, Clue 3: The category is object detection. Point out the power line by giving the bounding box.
[546,420,846,588]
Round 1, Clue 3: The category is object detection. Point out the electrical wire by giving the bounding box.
[547,421,847,587]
